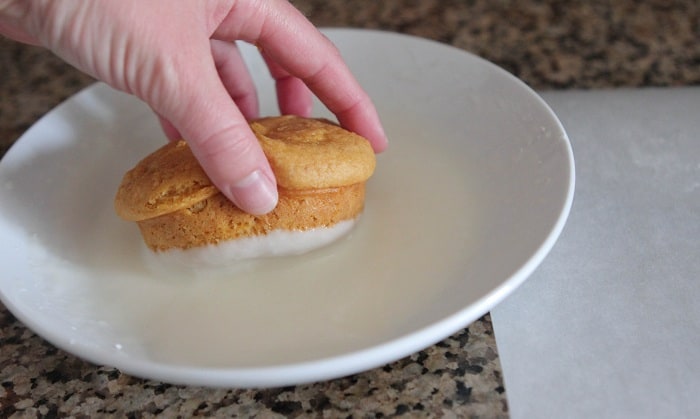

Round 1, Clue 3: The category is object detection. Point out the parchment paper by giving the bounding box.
[492,88,700,419]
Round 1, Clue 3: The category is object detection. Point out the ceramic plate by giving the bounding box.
[0,29,574,387]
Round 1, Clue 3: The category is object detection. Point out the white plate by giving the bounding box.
[0,29,574,387]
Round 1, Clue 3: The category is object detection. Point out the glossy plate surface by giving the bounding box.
[0,29,574,387]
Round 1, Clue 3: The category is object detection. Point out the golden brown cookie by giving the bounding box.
[252,116,375,189]
[114,140,218,222]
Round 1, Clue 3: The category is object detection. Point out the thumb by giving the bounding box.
[154,53,278,215]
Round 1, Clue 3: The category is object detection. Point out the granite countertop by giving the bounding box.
[1,1,698,417]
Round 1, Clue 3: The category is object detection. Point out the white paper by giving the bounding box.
[492,88,700,419]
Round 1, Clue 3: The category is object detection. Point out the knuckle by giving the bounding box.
[196,123,257,161]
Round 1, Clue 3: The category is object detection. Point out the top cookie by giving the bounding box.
[114,116,376,222]
[251,116,376,190]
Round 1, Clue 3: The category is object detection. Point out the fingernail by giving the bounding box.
[228,170,278,215]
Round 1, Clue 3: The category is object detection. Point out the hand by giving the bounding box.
[0,0,387,214]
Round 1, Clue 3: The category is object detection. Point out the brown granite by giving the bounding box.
[1,308,504,417]
[1,0,698,417]
[294,0,700,89]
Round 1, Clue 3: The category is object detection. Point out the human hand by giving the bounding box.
[0,0,387,214]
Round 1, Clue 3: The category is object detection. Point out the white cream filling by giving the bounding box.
[142,219,356,273]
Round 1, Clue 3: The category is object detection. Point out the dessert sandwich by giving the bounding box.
[114,116,376,264]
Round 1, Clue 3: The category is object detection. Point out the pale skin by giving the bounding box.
[0,0,388,214]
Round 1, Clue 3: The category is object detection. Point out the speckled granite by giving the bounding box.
[295,0,700,89]
[1,310,503,417]
[1,0,698,417]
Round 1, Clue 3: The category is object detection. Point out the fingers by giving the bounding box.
[155,41,278,215]
[210,39,259,120]
[261,52,313,117]
[267,34,388,152]
[156,40,259,145]
[215,1,388,153]
[156,114,181,141]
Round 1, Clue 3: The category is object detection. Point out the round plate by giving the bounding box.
[0,29,574,387]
